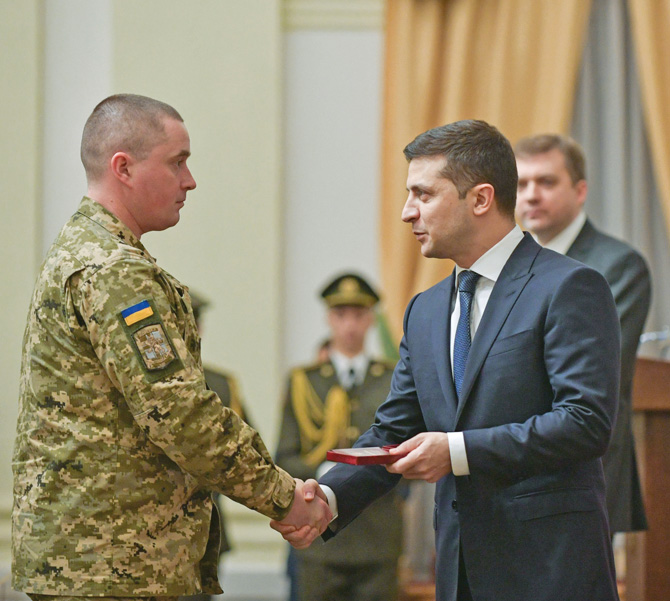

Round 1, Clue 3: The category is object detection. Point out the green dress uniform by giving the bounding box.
[12,197,295,597]
[275,357,404,601]
[203,366,250,556]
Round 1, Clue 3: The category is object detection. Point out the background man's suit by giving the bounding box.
[566,218,650,532]
[320,234,621,601]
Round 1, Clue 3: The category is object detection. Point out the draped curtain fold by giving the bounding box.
[627,0,670,239]
[380,0,592,339]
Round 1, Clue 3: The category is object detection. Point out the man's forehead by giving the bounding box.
[516,149,567,174]
[153,119,191,153]
[407,155,448,183]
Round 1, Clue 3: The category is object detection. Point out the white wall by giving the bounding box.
[0,0,42,572]
[282,29,384,370]
[41,0,112,252]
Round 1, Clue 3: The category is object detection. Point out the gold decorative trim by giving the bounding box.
[283,0,385,30]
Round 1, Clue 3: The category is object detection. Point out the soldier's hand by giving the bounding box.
[269,479,332,548]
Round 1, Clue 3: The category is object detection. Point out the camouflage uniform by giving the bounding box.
[12,196,295,596]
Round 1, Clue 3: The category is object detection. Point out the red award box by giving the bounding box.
[326,445,407,465]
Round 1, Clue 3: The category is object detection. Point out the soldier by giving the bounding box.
[12,93,330,600]
[275,273,404,601]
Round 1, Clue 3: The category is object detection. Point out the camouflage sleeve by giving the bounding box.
[72,256,295,520]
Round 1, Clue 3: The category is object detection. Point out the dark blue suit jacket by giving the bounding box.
[320,233,621,601]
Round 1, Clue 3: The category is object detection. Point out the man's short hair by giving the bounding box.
[514,133,586,184]
[403,119,518,219]
[81,94,184,182]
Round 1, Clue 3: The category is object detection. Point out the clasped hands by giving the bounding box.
[270,479,332,549]
[271,433,451,548]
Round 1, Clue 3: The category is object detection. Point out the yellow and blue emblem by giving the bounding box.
[120,299,180,375]
[121,300,154,326]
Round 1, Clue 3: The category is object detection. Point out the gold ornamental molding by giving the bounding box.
[283,0,385,30]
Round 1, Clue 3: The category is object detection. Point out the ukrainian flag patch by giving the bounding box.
[121,300,154,326]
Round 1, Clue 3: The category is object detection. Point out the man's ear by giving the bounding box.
[471,183,496,216]
[575,179,588,207]
[110,152,133,185]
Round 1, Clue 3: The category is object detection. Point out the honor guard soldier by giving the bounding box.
[275,273,404,601]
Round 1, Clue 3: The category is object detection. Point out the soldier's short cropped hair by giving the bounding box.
[514,133,586,184]
[80,94,183,182]
[403,119,518,219]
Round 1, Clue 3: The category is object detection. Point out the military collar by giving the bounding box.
[329,350,370,387]
[76,196,154,261]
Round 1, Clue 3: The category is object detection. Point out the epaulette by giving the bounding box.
[291,361,336,379]
[370,357,398,374]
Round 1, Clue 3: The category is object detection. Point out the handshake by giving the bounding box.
[270,479,332,549]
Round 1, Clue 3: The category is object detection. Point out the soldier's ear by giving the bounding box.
[110,152,133,185]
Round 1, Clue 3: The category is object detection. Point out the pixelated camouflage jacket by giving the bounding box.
[12,196,295,596]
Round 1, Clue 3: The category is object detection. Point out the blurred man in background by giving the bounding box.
[515,133,651,536]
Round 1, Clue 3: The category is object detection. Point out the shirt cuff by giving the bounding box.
[320,484,339,524]
[448,431,470,476]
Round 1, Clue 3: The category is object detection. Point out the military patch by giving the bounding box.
[320,364,335,378]
[121,299,154,325]
[133,324,176,370]
[120,298,184,381]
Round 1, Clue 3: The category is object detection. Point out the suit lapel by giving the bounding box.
[432,272,459,408]
[456,234,540,420]
[565,219,595,262]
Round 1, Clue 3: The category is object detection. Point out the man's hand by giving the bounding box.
[386,432,452,482]
[269,479,332,549]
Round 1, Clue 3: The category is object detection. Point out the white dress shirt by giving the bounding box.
[447,226,525,475]
[329,350,369,389]
[532,210,586,255]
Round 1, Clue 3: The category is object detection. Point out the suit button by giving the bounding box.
[451,500,458,512]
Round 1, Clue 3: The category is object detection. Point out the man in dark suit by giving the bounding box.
[272,120,621,601]
[515,133,651,535]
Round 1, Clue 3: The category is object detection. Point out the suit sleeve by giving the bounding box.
[463,266,621,479]
[320,296,425,531]
[603,249,651,400]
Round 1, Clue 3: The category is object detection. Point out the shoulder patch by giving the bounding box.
[121,299,154,325]
[119,299,184,381]
[133,324,176,370]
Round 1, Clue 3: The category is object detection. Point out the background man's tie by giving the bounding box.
[453,270,480,398]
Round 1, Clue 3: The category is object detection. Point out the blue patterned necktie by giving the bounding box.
[453,270,480,398]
